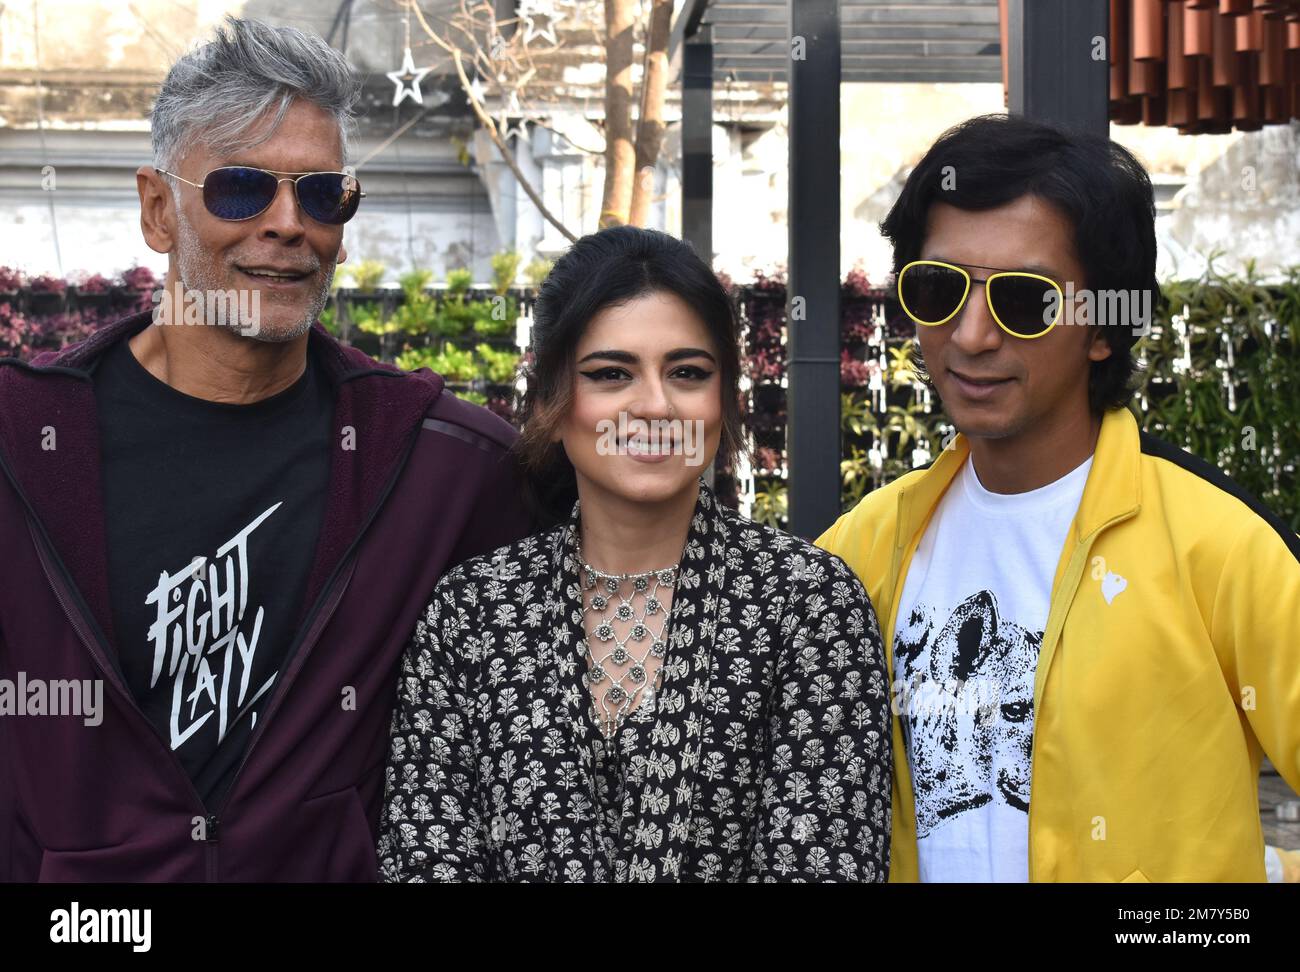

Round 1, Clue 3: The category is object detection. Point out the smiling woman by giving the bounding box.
[378,226,895,883]
[514,225,747,527]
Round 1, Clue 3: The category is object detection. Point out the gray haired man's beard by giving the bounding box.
[173,208,334,343]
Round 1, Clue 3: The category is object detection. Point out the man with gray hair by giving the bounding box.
[0,17,532,881]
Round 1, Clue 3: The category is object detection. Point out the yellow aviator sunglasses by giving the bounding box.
[897,259,1065,339]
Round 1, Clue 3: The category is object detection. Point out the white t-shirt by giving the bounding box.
[893,452,1092,882]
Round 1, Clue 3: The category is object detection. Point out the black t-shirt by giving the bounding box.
[95,338,333,808]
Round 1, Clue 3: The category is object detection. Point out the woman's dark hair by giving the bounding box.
[515,225,746,527]
[881,113,1159,414]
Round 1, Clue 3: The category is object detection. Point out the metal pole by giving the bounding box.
[681,25,714,263]
[787,0,841,538]
[1006,0,1110,136]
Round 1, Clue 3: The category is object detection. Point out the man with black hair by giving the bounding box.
[818,113,1300,882]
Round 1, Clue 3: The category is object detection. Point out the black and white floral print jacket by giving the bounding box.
[378,479,892,882]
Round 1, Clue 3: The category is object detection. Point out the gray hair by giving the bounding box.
[151,16,360,172]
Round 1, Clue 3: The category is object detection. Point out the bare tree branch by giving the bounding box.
[408,0,578,243]
[403,0,675,241]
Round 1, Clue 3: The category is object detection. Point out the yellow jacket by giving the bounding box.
[816,406,1300,881]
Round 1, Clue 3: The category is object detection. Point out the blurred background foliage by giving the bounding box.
[724,263,1300,534]
[3,258,1296,533]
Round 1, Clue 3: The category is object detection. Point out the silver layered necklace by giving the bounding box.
[578,554,679,739]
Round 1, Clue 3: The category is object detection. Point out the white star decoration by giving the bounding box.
[497,87,530,142]
[522,12,558,46]
[502,117,531,145]
[387,47,431,107]
[520,0,560,46]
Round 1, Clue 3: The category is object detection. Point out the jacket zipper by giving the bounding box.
[885,490,911,672]
[25,516,217,862]
[1023,505,1139,882]
[212,414,426,818]
[212,556,357,820]
[204,814,220,881]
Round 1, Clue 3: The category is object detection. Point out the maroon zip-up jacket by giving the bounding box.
[0,311,533,881]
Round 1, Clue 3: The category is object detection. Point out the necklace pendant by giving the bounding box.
[577,549,679,743]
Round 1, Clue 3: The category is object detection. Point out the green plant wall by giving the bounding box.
[5,259,1297,534]
[730,266,1300,533]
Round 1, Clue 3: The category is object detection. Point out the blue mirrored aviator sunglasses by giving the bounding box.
[155,165,365,225]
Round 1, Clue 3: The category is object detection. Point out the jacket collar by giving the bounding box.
[1072,406,1143,539]
[0,310,444,652]
[895,406,1143,551]
[542,477,726,881]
